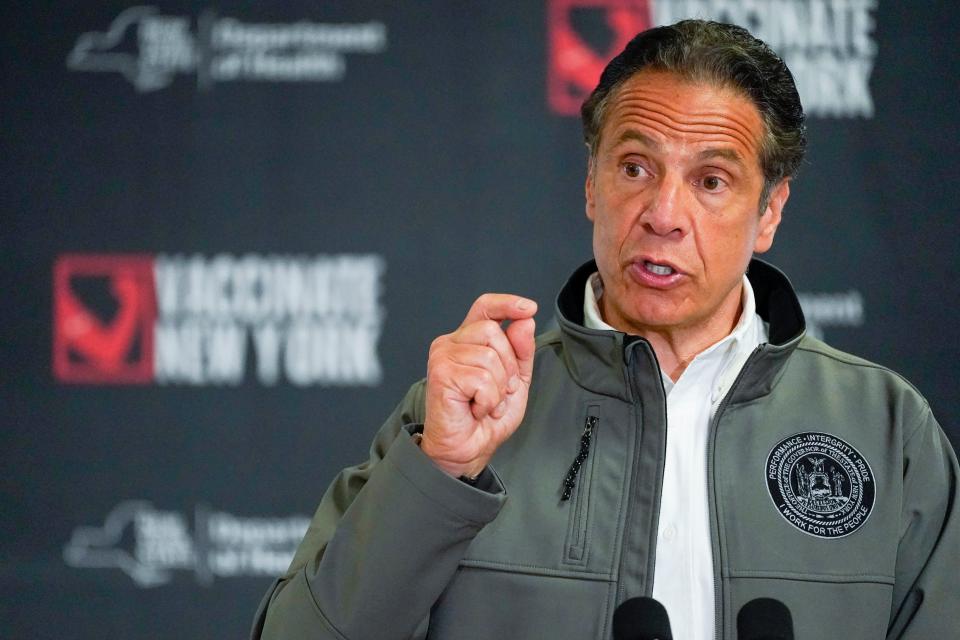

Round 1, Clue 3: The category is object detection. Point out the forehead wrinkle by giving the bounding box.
[612,103,759,152]
[607,90,762,157]
[610,111,759,159]
[614,82,761,130]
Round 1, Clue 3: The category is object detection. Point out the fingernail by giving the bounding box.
[516,299,532,310]
[507,376,520,393]
[492,400,507,418]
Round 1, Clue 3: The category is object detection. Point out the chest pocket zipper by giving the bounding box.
[562,408,600,566]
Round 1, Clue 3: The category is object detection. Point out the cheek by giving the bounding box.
[697,209,757,247]
[591,187,653,274]
[593,210,628,249]
[591,220,612,267]
[591,215,625,281]
[699,218,760,274]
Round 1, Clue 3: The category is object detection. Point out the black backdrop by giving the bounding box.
[3,2,958,638]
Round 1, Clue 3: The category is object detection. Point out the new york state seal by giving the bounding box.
[766,432,875,539]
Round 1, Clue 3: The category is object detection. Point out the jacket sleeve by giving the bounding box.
[887,403,960,638]
[250,381,508,640]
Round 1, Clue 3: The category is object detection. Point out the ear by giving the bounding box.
[585,162,596,222]
[753,179,789,254]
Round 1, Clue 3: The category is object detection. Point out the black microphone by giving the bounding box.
[612,596,673,640]
[737,597,794,640]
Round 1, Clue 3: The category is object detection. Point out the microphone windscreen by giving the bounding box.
[737,597,794,640]
[612,597,673,640]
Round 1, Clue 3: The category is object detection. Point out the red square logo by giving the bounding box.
[547,0,652,116]
[53,254,156,384]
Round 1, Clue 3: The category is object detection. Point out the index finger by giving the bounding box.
[461,293,538,327]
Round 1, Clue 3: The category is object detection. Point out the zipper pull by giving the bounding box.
[561,415,599,501]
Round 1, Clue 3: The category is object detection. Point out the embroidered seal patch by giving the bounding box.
[766,432,875,539]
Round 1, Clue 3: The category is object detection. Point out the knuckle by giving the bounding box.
[456,320,495,345]
[476,292,495,307]
[467,295,487,318]
[427,359,450,381]
[484,318,502,332]
[478,387,500,408]
[477,319,501,341]
[474,389,493,406]
[479,347,501,371]
[477,368,495,386]
[429,335,448,355]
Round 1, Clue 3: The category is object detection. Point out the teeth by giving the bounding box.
[645,261,674,276]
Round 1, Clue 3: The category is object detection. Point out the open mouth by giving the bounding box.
[643,261,675,276]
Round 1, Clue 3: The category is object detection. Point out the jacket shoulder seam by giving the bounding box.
[794,344,926,397]
[794,343,933,444]
[902,401,935,449]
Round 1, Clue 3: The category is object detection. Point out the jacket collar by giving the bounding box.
[554,258,806,403]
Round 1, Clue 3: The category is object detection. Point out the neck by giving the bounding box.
[601,283,745,381]
[636,316,740,380]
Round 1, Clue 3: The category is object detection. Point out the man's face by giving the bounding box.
[585,70,789,336]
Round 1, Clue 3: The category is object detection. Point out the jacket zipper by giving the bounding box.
[562,414,599,501]
[564,411,600,563]
[617,341,668,602]
[706,345,764,640]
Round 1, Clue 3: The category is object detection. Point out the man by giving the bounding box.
[252,20,959,639]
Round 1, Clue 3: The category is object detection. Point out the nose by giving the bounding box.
[640,172,689,238]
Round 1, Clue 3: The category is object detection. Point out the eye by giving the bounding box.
[622,162,647,179]
[701,175,726,192]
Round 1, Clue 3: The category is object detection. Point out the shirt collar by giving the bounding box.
[553,259,801,403]
[584,272,759,336]
[583,273,616,332]
[582,272,765,378]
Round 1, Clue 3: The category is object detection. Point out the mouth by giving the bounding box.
[642,260,676,276]
[626,257,685,288]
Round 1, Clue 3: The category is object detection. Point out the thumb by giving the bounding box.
[505,317,536,382]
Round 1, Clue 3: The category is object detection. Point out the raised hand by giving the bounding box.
[420,294,537,479]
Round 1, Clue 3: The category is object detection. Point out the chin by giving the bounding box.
[632,312,686,331]
[619,300,686,332]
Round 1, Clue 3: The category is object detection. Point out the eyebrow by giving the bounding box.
[613,130,748,169]
[697,148,747,168]
[613,130,662,152]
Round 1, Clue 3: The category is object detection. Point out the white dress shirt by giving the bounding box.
[583,272,769,640]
